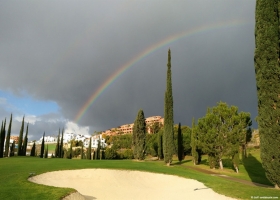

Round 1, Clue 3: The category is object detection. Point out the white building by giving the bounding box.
[84,134,107,149]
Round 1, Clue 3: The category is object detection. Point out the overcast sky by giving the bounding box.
[0,1,257,140]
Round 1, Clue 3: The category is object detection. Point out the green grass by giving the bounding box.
[0,156,280,200]
[180,148,273,186]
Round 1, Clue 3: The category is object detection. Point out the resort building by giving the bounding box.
[102,116,164,136]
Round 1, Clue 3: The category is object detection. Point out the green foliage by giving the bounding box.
[81,145,84,159]
[163,49,175,165]
[22,123,29,156]
[40,133,45,158]
[104,147,118,159]
[132,109,146,160]
[254,0,280,188]
[145,133,158,157]
[112,134,132,150]
[0,119,6,158]
[68,143,73,159]
[44,144,48,158]
[30,142,36,157]
[157,130,164,160]
[4,114,12,157]
[17,116,24,156]
[177,123,184,162]
[196,102,252,169]
[55,129,60,158]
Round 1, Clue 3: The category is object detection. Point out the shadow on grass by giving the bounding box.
[172,159,192,165]
[243,153,273,186]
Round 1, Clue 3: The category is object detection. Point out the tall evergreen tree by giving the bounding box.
[163,49,175,166]
[60,128,64,158]
[177,123,184,162]
[87,137,92,160]
[157,130,164,160]
[55,128,60,158]
[17,116,24,156]
[81,144,84,159]
[40,132,45,158]
[22,123,29,156]
[30,142,36,157]
[4,114,12,157]
[254,0,280,189]
[0,119,7,158]
[132,109,146,160]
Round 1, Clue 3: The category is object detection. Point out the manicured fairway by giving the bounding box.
[0,157,279,200]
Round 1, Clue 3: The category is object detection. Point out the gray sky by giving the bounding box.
[0,1,257,140]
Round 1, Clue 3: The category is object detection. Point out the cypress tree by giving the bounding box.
[4,114,12,157]
[0,119,6,158]
[17,116,24,156]
[44,144,48,158]
[177,123,184,162]
[60,128,64,158]
[55,128,60,158]
[254,0,280,188]
[30,142,36,156]
[40,132,45,158]
[87,137,92,160]
[163,49,175,166]
[157,130,164,160]
[69,142,72,159]
[0,121,2,158]
[132,109,146,160]
[22,123,29,156]
[81,144,84,159]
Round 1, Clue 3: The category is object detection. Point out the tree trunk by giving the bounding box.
[235,166,239,173]
[219,159,223,170]
[275,184,279,189]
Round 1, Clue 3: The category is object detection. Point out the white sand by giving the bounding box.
[29,169,235,200]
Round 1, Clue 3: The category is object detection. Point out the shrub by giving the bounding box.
[105,147,118,159]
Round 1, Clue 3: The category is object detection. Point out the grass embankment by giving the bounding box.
[1,153,280,200]
[180,148,273,186]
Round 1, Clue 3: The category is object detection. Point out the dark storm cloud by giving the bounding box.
[0,0,257,138]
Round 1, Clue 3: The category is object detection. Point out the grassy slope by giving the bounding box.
[180,148,273,186]
[0,155,280,200]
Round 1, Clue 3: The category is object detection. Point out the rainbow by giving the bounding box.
[74,19,248,123]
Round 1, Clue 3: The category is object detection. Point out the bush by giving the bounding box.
[120,149,134,159]
[105,147,118,159]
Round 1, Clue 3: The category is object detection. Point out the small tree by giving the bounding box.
[40,132,45,158]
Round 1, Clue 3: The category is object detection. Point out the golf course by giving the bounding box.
[1,148,279,200]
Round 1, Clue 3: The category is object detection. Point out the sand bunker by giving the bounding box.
[29,169,234,200]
